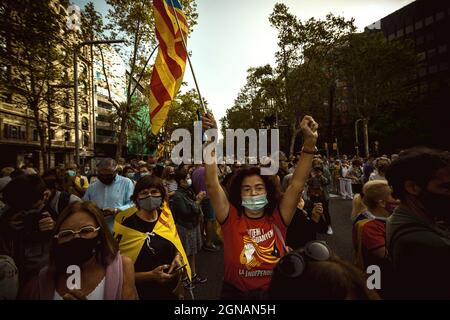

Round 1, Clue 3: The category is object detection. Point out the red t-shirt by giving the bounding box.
[221,204,288,292]
[362,219,386,251]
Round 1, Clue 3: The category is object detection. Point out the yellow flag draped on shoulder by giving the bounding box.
[112,202,192,280]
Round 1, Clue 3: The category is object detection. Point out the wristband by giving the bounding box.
[301,146,318,155]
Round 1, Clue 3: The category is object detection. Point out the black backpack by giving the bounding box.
[382,222,429,299]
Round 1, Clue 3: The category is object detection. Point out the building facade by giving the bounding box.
[367,0,450,149]
[0,1,95,171]
[93,45,127,159]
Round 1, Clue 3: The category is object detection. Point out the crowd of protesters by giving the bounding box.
[0,114,449,300]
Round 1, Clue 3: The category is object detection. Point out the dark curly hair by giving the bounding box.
[385,147,450,201]
[227,166,282,217]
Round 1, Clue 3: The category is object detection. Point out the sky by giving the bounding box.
[73,0,415,129]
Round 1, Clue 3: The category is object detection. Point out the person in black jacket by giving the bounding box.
[286,193,328,250]
[0,175,55,291]
[171,168,207,287]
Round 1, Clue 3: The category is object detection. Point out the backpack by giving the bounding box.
[382,222,430,299]
[0,255,19,300]
[57,191,71,215]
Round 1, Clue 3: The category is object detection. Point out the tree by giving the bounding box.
[0,0,73,170]
[269,4,356,156]
[128,96,157,158]
[335,31,417,154]
[104,0,198,161]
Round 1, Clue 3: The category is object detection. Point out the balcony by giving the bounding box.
[0,101,30,117]
[96,120,113,129]
[96,134,116,144]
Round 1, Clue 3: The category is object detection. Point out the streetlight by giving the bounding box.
[74,39,125,166]
[355,118,370,158]
[355,118,364,157]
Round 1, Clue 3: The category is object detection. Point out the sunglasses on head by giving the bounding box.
[276,241,332,278]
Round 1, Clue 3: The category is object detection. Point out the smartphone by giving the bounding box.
[169,264,187,275]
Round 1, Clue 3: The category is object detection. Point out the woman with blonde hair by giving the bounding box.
[353,180,399,268]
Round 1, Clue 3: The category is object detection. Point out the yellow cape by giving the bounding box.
[112,202,192,280]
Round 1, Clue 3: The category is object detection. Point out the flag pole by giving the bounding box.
[169,0,207,114]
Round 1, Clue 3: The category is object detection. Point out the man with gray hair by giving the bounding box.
[83,158,134,230]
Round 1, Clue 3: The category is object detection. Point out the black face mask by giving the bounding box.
[98,174,116,185]
[54,237,99,272]
[420,191,450,222]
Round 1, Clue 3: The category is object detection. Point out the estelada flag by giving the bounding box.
[112,202,192,280]
[149,0,188,135]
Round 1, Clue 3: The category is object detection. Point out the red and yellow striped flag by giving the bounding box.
[149,0,188,135]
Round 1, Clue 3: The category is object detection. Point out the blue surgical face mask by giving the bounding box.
[67,170,76,177]
[140,172,150,177]
[186,179,192,187]
[127,172,135,180]
[242,194,268,211]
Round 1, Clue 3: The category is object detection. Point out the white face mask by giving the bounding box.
[186,179,192,187]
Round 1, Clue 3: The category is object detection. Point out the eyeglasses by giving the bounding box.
[54,226,100,242]
[276,241,332,278]
[138,190,161,199]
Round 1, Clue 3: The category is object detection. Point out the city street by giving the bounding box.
[193,196,354,300]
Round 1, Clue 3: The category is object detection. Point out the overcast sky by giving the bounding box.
[74,0,415,127]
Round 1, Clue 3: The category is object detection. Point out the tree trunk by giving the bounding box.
[33,103,48,171]
[289,123,300,157]
[115,115,128,161]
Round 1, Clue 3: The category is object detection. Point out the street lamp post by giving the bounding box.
[355,118,364,157]
[74,39,124,166]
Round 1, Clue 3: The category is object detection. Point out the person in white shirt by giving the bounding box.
[339,160,353,199]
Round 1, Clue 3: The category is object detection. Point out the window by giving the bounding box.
[49,129,55,140]
[33,129,39,141]
[405,25,413,34]
[416,36,424,45]
[436,11,445,21]
[98,101,112,110]
[62,70,69,81]
[96,114,111,122]
[64,132,70,141]
[83,133,89,147]
[438,44,448,54]
[63,93,70,108]
[65,113,70,124]
[415,20,423,30]
[388,33,395,40]
[427,48,436,59]
[82,117,89,130]
[3,124,26,140]
[425,15,434,26]
[418,67,427,77]
[81,81,88,95]
[426,32,435,42]
[396,29,404,37]
[429,64,438,74]
[440,62,449,71]
[418,52,426,62]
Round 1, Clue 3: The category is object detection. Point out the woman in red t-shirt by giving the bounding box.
[201,113,319,299]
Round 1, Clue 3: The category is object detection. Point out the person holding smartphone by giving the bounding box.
[113,175,189,300]
[286,195,328,250]
[0,174,55,292]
